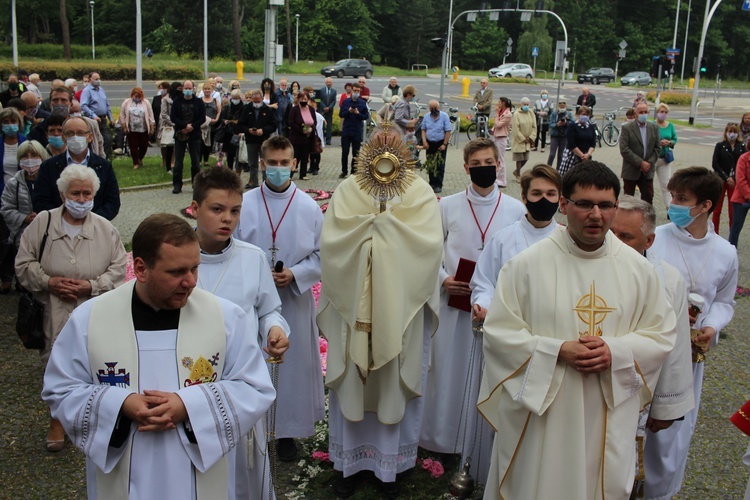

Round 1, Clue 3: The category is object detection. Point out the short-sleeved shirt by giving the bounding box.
[421,111,452,142]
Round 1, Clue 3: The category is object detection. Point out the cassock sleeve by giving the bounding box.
[289,200,323,296]
[478,261,567,423]
[42,301,135,473]
[256,258,291,341]
[650,266,695,420]
[470,232,503,311]
[176,303,275,472]
[702,247,738,338]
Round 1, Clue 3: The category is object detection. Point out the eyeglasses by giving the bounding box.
[567,199,617,212]
[63,131,89,138]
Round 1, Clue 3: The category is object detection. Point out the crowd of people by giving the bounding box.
[0,68,748,499]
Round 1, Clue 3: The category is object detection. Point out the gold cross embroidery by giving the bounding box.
[574,282,616,336]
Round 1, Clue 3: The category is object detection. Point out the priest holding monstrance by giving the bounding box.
[317,124,443,497]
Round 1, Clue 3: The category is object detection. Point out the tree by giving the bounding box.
[459,16,508,70]
[232,0,243,60]
[59,0,70,60]
[517,0,553,71]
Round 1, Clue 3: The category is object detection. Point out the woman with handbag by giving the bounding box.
[288,91,317,181]
[119,86,155,170]
[158,82,181,172]
[15,164,127,452]
[712,123,745,233]
[654,103,678,209]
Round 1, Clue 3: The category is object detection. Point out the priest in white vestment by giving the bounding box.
[192,167,291,499]
[317,162,443,494]
[42,214,275,500]
[471,164,562,321]
[235,136,325,461]
[644,167,738,500]
[420,139,525,484]
[478,162,677,500]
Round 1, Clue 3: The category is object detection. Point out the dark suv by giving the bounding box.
[320,59,374,79]
[577,68,616,85]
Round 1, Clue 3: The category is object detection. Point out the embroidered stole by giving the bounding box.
[87,281,228,500]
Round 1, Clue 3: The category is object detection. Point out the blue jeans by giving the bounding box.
[728,201,750,246]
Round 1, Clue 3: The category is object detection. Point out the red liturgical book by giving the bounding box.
[447,258,476,312]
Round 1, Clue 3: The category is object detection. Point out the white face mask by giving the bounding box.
[253,102,263,108]
[231,99,241,105]
[19,157,42,174]
[66,135,89,155]
[64,197,94,219]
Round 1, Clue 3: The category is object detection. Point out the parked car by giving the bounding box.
[620,71,652,86]
[577,67,616,84]
[320,59,373,79]
[488,63,534,80]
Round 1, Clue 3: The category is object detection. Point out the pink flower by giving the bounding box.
[421,458,444,478]
[319,337,328,353]
[125,252,136,282]
[311,451,330,462]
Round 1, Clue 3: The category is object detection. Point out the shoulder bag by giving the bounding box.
[16,211,51,349]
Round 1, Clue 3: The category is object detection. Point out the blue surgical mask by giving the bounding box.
[541,94,548,99]
[48,135,65,149]
[521,105,529,112]
[266,166,291,187]
[637,114,648,124]
[579,115,589,124]
[2,124,19,135]
[352,92,360,99]
[183,89,194,97]
[667,204,697,228]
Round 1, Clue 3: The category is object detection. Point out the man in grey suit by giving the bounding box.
[319,77,337,146]
[619,102,661,204]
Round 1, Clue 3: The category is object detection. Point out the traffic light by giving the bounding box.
[502,0,511,17]
[431,37,446,49]
[716,63,722,74]
[615,54,621,61]
[700,58,707,74]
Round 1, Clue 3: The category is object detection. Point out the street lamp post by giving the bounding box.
[295,14,300,64]
[90,1,96,60]
[11,0,18,67]
[135,0,142,88]
[203,0,208,78]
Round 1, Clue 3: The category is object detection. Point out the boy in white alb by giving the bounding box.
[192,167,291,498]
[235,136,325,462]
[644,167,738,500]
[419,139,525,482]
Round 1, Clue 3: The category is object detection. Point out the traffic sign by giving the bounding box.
[347,44,352,51]
[619,39,628,49]
[532,47,539,57]
[743,0,750,11]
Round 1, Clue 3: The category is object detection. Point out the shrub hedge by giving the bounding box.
[645,91,693,106]
[0,61,202,81]
[0,44,135,60]
[488,77,536,84]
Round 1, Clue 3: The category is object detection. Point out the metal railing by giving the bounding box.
[411,64,428,76]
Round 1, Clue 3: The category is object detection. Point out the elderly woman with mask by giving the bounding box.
[15,163,127,452]
[119,86,155,169]
[510,97,537,181]
[1,140,48,254]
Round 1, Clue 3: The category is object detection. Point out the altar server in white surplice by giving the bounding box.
[644,167,738,500]
[419,138,524,481]
[478,161,677,500]
[317,149,443,496]
[471,164,562,323]
[192,167,291,499]
[42,214,275,500]
[235,136,325,462]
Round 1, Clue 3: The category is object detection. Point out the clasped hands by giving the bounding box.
[265,325,289,361]
[122,390,187,432]
[48,276,92,301]
[559,336,612,373]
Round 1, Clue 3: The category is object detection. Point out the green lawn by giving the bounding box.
[112,155,189,188]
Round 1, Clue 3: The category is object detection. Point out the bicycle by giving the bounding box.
[440,103,461,149]
[466,106,491,141]
[599,107,630,147]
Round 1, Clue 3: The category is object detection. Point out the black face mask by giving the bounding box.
[469,165,496,189]
[8,83,19,91]
[300,101,308,107]
[430,108,439,116]
[525,197,559,222]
